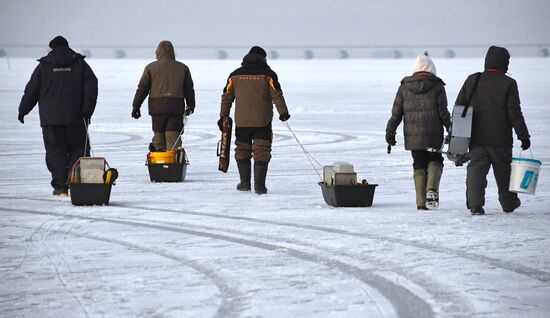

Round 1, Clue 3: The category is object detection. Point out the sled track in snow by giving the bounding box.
[43,215,129,317]
[1,206,434,318]
[27,217,93,318]
[90,208,476,316]
[2,195,549,285]
[0,220,249,318]
[121,203,550,283]
[273,129,358,147]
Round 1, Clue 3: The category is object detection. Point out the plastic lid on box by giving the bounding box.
[333,162,354,173]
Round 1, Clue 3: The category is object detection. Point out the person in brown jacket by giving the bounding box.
[132,40,195,151]
[219,46,290,194]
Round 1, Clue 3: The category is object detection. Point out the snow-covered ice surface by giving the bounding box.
[0,57,549,317]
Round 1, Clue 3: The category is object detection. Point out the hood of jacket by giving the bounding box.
[241,53,269,69]
[156,41,176,60]
[484,46,510,73]
[401,73,444,94]
[38,46,83,67]
[413,54,436,75]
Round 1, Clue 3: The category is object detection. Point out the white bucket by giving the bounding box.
[509,157,542,194]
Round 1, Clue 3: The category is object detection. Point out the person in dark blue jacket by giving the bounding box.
[18,36,98,196]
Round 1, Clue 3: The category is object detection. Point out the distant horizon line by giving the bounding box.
[1,44,549,49]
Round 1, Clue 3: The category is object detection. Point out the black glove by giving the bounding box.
[217,117,224,131]
[521,138,531,150]
[185,106,194,116]
[18,113,24,124]
[279,113,290,121]
[385,132,396,146]
[131,107,141,119]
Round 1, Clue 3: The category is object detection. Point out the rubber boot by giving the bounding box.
[165,131,182,151]
[236,160,251,191]
[413,169,428,210]
[426,161,443,209]
[254,161,269,195]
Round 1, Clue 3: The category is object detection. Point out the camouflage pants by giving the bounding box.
[235,123,272,163]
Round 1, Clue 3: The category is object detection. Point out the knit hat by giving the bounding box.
[484,46,510,73]
[49,36,68,49]
[413,53,436,75]
[249,46,267,58]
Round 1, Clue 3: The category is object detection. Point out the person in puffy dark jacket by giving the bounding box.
[456,46,530,215]
[18,36,98,196]
[386,53,451,210]
[219,46,290,194]
[132,40,195,152]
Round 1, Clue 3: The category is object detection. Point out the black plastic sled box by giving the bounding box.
[69,157,117,206]
[147,162,187,182]
[70,183,113,206]
[319,182,378,207]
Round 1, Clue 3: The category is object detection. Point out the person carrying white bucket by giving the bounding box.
[455,46,531,215]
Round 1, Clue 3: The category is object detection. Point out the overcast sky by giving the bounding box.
[1,0,549,48]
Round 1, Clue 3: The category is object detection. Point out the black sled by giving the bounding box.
[147,148,188,182]
[319,163,378,207]
[69,157,118,206]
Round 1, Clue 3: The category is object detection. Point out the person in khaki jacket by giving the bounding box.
[132,40,195,151]
[219,46,290,194]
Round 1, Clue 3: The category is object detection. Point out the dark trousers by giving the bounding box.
[466,145,518,210]
[42,123,89,190]
[411,150,444,170]
[235,123,272,162]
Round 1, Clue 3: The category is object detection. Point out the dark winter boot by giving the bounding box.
[53,187,69,197]
[413,169,427,210]
[470,206,485,215]
[236,160,251,191]
[426,162,443,209]
[503,198,521,213]
[254,161,269,195]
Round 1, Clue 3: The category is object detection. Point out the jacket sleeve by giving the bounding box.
[220,75,235,118]
[507,80,530,140]
[18,65,41,116]
[183,66,195,110]
[132,67,151,108]
[82,61,98,117]
[385,86,404,134]
[268,71,289,115]
[438,86,451,130]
